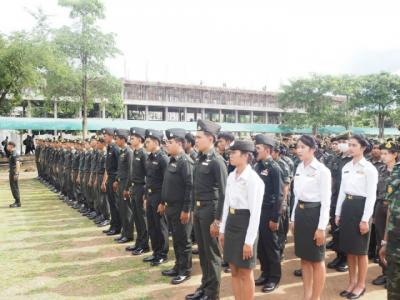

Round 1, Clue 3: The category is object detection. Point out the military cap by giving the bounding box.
[101,128,116,136]
[197,119,221,136]
[165,128,187,140]
[97,137,105,143]
[130,127,146,140]
[145,129,164,142]
[336,131,351,141]
[229,140,255,152]
[380,141,398,151]
[114,129,130,140]
[218,131,235,141]
[254,134,275,147]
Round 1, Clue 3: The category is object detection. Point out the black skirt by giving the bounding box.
[294,201,325,262]
[339,195,371,255]
[224,209,257,269]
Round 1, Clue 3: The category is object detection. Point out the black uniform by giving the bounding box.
[8,149,21,205]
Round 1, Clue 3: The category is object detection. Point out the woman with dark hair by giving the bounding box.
[291,135,331,300]
[371,142,399,287]
[219,140,264,300]
[335,135,378,299]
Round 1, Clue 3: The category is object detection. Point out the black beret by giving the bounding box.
[101,128,116,136]
[254,134,275,147]
[218,131,235,141]
[130,127,146,140]
[230,140,255,152]
[380,141,398,151]
[336,132,351,141]
[197,119,221,136]
[145,129,164,142]
[114,129,130,140]
[165,128,187,140]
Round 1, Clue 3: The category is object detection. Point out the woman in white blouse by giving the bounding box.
[335,135,378,299]
[219,140,264,300]
[291,135,331,300]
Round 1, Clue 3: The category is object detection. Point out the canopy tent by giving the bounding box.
[0,117,399,136]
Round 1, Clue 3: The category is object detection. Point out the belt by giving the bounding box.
[345,194,366,201]
[229,207,250,215]
[195,200,214,207]
[132,182,145,187]
[298,200,321,209]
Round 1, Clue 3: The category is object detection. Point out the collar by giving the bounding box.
[234,164,251,181]
[356,157,367,167]
[199,147,216,159]
[172,151,184,161]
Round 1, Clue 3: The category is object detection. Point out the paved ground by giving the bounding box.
[0,171,387,299]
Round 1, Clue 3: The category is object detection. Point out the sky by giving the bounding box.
[1,0,400,91]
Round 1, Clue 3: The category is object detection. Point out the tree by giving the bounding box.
[55,0,122,138]
[278,74,337,135]
[351,72,400,139]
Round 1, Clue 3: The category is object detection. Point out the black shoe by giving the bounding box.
[326,240,335,250]
[103,228,112,234]
[106,230,121,236]
[224,266,231,273]
[347,288,366,299]
[336,262,349,272]
[151,257,167,266]
[171,274,191,285]
[143,255,156,262]
[255,276,268,286]
[114,235,123,241]
[262,282,279,293]
[126,245,138,252]
[185,289,204,300]
[294,269,302,277]
[97,220,110,227]
[372,275,387,285]
[221,261,229,268]
[198,296,214,300]
[192,248,199,255]
[162,269,178,277]
[373,257,380,264]
[132,247,150,256]
[117,237,132,244]
[340,290,352,297]
[9,202,21,208]
[328,256,342,269]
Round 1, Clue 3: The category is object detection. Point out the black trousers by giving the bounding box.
[147,192,169,258]
[9,173,20,203]
[130,184,149,249]
[278,204,290,255]
[374,201,388,274]
[258,208,281,283]
[166,205,192,275]
[117,179,133,239]
[97,175,110,219]
[106,176,121,231]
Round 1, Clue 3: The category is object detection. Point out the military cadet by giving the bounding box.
[34,139,42,179]
[113,129,134,244]
[253,134,283,293]
[142,129,169,266]
[335,135,378,299]
[185,132,198,161]
[101,128,122,236]
[63,140,74,203]
[219,140,264,300]
[126,127,150,255]
[7,141,21,208]
[71,140,82,209]
[87,137,99,220]
[93,138,110,227]
[271,144,291,258]
[291,135,331,300]
[379,162,400,300]
[161,128,194,284]
[81,139,93,216]
[371,141,399,287]
[217,131,235,174]
[77,140,89,214]
[185,120,227,300]
[327,134,352,273]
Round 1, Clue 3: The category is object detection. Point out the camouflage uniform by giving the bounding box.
[385,163,400,299]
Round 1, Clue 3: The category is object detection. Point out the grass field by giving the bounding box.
[0,172,387,300]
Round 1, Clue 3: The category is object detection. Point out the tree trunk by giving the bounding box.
[378,113,385,140]
[312,124,317,136]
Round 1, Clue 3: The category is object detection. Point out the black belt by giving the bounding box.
[345,194,366,201]
[195,200,215,207]
[132,182,145,186]
[228,207,250,215]
[298,200,321,209]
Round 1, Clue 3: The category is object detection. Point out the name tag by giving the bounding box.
[295,173,300,176]
[261,169,269,176]
[135,158,140,161]
[356,170,364,175]
[202,162,209,166]
[152,161,158,165]
[170,163,177,168]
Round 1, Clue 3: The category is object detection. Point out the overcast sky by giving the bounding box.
[2,0,400,91]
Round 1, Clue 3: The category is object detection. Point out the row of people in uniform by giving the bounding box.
[31,121,400,300]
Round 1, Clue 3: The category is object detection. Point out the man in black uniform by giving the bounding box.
[101,128,122,236]
[94,138,110,227]
[142,129,169,266]
[185,120,227,300]
[113,129,134,244]
[254,134,283,293]
[161,128,194,285]
[126,127,150,255]
[185,132,198,161]
[7,141,21,208]
[217,131,235,174]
